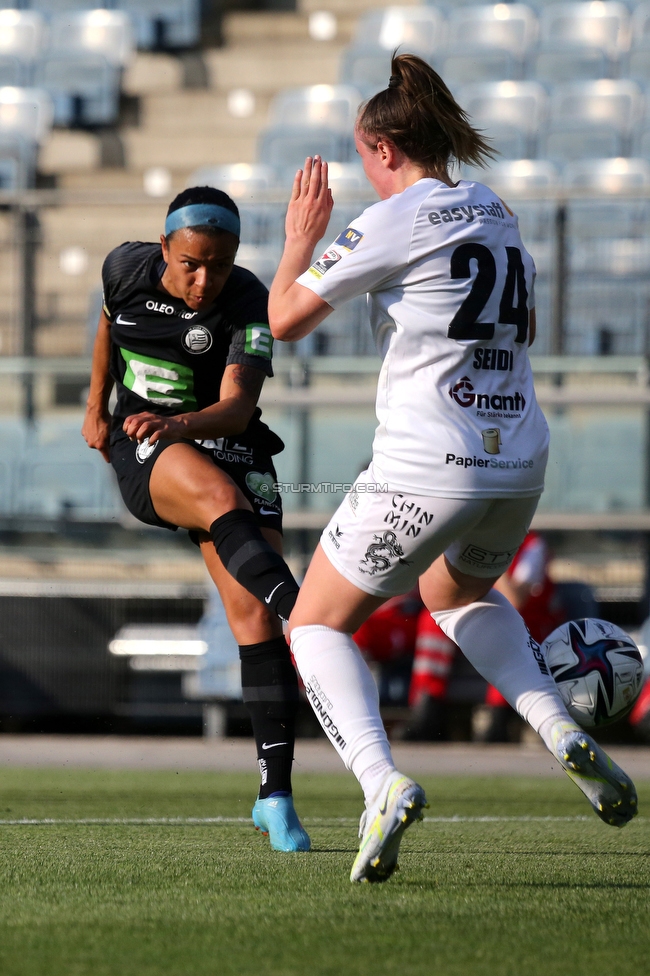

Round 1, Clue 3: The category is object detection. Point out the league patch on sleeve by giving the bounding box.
[334,227,364,251]
[307,247,343,280]
[245,323,273,358]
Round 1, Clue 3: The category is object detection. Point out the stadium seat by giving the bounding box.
[625,42,650,84]
[259,86,361,169]
[463,157,557,192]
[566,280,649,354]
[269,85,362,133]
[563,156,650,194]
[0,10,46,86]
[188,163,277,200]
[339,47,394,98]
[341,6,444,95]
[543,80,643,164]
[0,85,51,187]
[35,53,120,126]
[259,126,355,169]
[441,48,521,86]
[32,10,132,126]
[538,2,630,59]
[564,160,650,264]
[113,0,200,50]
[631,1,650,47]
[458,81,548,159]
[49,9,134,68]
[351,6,446,59]
[446,4,538,57]
[531,43,611,83]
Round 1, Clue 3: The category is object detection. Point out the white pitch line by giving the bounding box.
[0,815,635,826]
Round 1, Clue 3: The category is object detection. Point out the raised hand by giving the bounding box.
[285,156,334,247]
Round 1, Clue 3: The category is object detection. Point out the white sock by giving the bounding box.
[290,624,395,803]
[432,590,578,752]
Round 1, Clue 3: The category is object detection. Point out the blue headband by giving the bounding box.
[165,203,240,238]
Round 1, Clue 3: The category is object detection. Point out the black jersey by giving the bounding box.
[102,241,279,450]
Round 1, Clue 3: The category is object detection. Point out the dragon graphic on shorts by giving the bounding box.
[359,530,411,576]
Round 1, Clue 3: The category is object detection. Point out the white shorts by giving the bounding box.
[321,465,541,598]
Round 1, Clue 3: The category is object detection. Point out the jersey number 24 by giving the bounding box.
[448,243,528,344]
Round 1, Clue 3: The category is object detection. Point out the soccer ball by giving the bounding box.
[542,618,645,729]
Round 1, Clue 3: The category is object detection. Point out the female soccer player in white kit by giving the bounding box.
[269,54,638,883]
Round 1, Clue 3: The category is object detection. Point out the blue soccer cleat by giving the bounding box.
[252,794,311,852]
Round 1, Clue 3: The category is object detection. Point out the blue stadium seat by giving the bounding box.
[341,6,444,95]
[538,2,630,60]
[0,85,51,187]
[458,81,548,159]
[566,159,650,244]
[32,10,132,126]
[625,42,650,85]
[259,86,361,170]
[339,46,393,97]
[631,2,650,48]
[531,43,611,84]
[48,9,134,68]
[543,80,642,164]
[566,280,649,354]
[113,0,200,50]
[188,163,277,199]
[351,6,446,59]
[35,53,120,125]
[441,48,521,87]
[258,126,355,169]
[269,85,362,132]
[0,10,46,86]
[446,4,537,57]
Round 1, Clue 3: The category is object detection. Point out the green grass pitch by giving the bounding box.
[0,767,648,976]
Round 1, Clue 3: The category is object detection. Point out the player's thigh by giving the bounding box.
[288,543,386,635]
[419,495,540,613]
[444,494,541,580]
[199,527,284,645]
[149,442,250,531]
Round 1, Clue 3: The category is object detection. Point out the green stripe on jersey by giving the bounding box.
[120,348,197,410]
[245,323,273,359]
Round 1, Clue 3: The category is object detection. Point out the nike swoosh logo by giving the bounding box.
[259,507,277,516]
[116,314,136,325]
[261,741,288,750]
[264,582,284,604]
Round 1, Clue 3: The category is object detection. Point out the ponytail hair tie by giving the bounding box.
[388,75,400,88]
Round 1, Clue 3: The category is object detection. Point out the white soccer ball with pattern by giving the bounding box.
[542,618,644,728]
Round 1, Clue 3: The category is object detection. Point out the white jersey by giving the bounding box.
[297,177,549,498]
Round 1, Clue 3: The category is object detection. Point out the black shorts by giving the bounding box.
[109,429,283,536]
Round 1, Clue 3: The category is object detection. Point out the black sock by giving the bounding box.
[240,637,299,799]
[210,510,299,620]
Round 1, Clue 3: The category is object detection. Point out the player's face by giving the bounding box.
[160,228,239,310]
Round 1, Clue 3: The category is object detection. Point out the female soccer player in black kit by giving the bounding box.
[82,186,309,852]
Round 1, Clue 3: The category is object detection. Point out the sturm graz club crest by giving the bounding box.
[182,326,213,354]
[135,437,159,464]
[359,530,412,576]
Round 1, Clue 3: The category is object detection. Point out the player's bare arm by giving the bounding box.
[269,155,334,341]
[81,310,114,462]
[122,362,267,444]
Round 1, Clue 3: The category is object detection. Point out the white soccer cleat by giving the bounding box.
[350,771,427,883]
[553,726,638,828]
